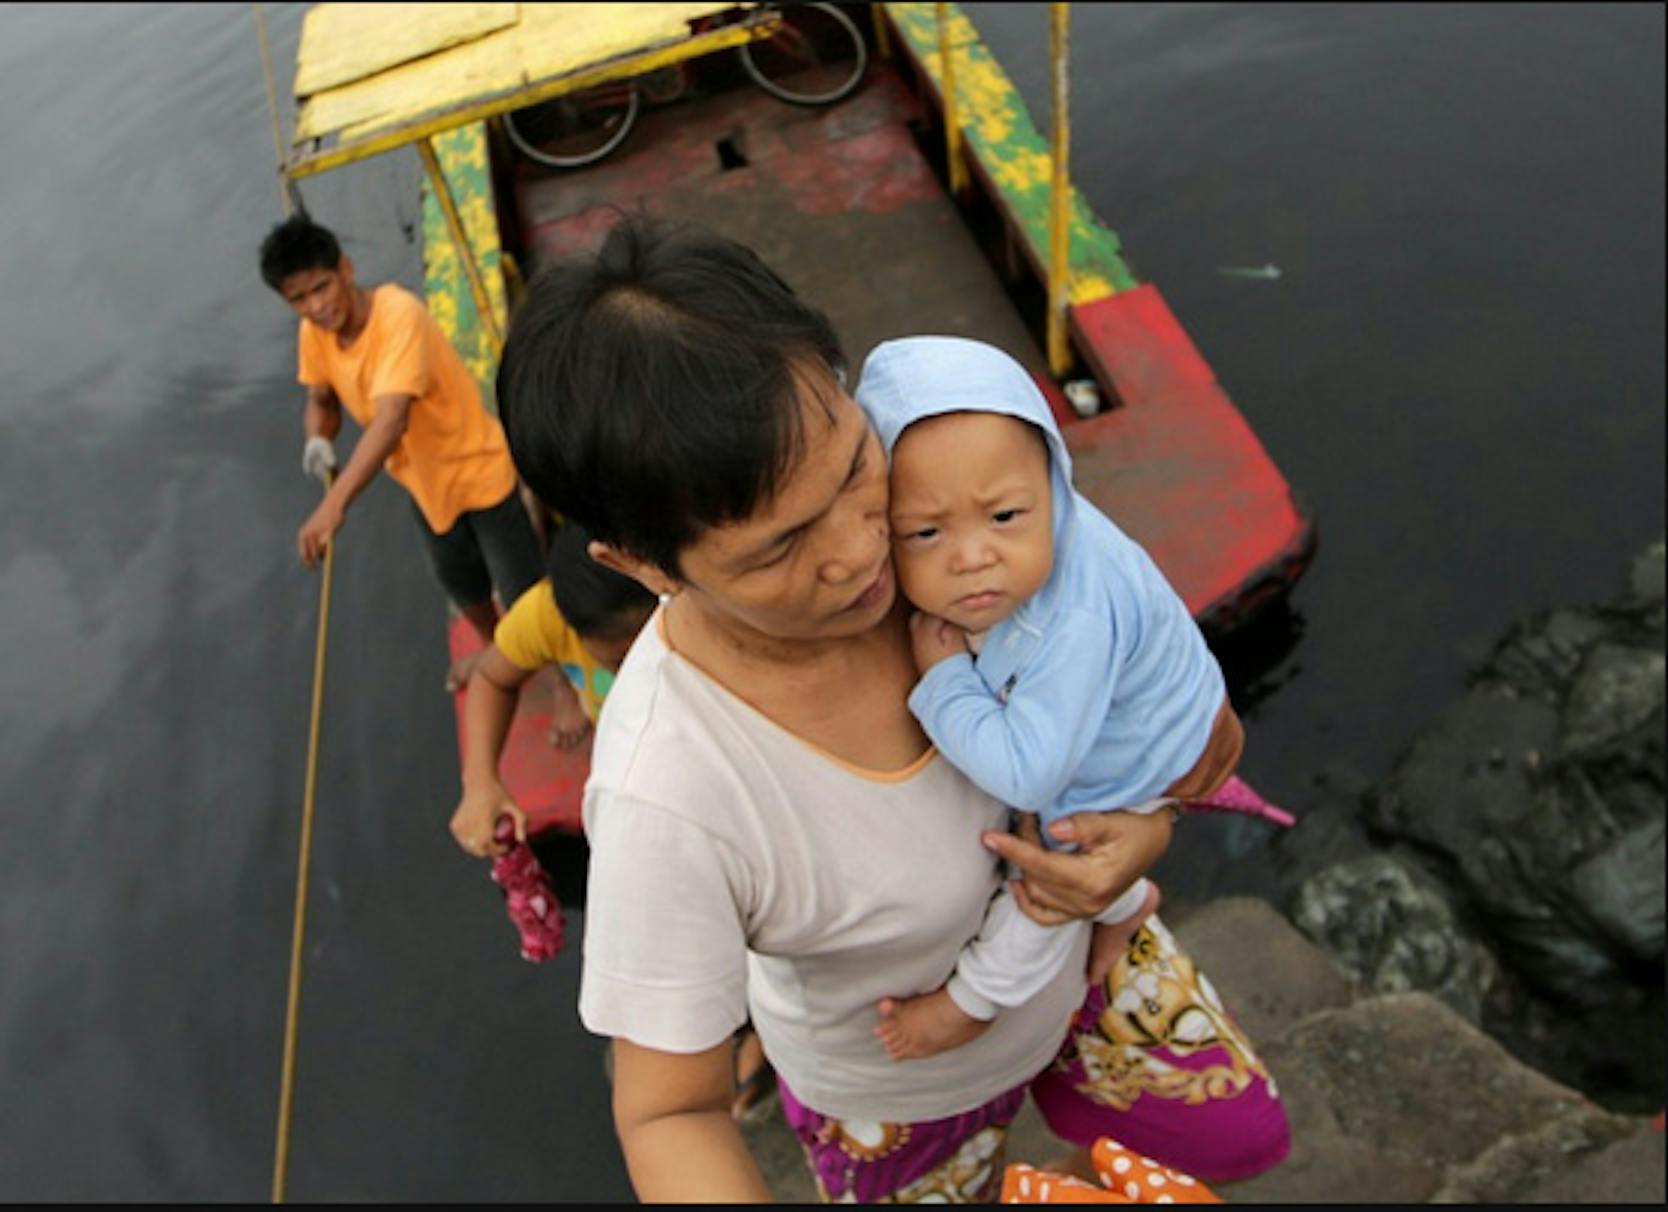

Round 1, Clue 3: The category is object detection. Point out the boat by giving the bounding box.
[280,1,1316,842]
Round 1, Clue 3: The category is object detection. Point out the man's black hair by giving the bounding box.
[259,214,342,290]
[546,520,657,638]
[497,214,847,576]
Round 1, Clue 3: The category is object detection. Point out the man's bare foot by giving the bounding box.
[446,649,483,693]
[1087,882,1163,986]
[874,988,991,1061]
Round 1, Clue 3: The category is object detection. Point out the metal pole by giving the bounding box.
[417,136,504,355]
[937,3,967,195]
[1047,3,1072,376]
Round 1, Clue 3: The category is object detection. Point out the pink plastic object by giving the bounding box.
[1180,775,1296,828]
[489,818,566,962]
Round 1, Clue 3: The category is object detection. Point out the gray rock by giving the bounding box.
[1346,542,1665,1108]
[1561,644,1665,757]
[1290,853,1500,1024]
[1628,540,1665,606]
[1567,819,1666,961]
[1431,1106,1659,1204]
[1172,896,1356,1045]
[1523,1120,1667,1205]
[1233,992,1596,1204]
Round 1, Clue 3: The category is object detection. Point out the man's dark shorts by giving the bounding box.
[413,489,544,611]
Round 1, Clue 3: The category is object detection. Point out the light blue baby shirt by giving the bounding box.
[856,336,1224,837]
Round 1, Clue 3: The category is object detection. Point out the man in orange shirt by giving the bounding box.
[259,214,546,689]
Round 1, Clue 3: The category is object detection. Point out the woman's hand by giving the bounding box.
[981,808,1172,925]
[451,777,527,858]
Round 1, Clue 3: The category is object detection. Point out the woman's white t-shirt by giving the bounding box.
[578,611,1089,1122]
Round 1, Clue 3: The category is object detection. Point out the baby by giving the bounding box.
[856,335,1248,1060]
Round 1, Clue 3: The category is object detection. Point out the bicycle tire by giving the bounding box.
[740,2,868,107]
[503,85,641,169]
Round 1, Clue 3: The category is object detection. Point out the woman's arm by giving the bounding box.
[612,1037,774,1203]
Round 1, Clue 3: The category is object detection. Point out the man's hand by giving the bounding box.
[301,435,337,485]
[548,688,593,750]
[908,611,969,675]
[297,497,345,569]
[451,777,527,858]
[982,808,1173,926]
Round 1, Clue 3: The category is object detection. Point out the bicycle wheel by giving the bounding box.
[503,82,641,169]
[740,2,868,106]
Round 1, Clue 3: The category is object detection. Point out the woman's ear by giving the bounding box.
[588,540,679,598]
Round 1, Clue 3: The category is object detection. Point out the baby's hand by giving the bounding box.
[908,611,969,674]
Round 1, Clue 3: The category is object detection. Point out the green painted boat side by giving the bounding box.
[420,121,509,409]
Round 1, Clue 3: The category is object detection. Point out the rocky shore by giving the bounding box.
[1282,540,1664,1114]
[743,542,1666,1201]
[742,899,1665,1202]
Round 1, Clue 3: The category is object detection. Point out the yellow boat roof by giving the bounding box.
[288,2,766,177]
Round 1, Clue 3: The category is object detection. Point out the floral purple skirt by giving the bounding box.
[778,914,1290,1202]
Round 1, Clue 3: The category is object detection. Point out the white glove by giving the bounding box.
[301,435,337,484]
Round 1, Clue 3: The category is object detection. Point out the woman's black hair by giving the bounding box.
[259,214,342,290]
[497,214,846,577]
[546,521,656,638]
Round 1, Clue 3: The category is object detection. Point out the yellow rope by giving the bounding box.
[272,482,336,1203]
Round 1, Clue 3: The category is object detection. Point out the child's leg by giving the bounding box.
[874,987,991,1061]
[1087,878,1162,986]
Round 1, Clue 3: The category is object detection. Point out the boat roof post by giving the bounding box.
[936,2,968,195]
[870,2,892,60]
[416,135,504,356]
[1047,2,1072,377]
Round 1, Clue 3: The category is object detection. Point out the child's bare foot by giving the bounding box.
[874,988,991,1061]
[1087,881,1163,985]
[446,650,483,693]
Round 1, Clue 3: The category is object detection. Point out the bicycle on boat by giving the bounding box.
[503,2,868,170]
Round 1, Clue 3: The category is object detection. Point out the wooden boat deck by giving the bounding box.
[512,63,1050,377]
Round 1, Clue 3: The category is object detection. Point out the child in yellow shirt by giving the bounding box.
[450,521,655,856]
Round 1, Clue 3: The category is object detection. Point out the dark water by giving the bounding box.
[0,2,1660,1199]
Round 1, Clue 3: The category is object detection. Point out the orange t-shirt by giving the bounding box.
[297,283,517,533]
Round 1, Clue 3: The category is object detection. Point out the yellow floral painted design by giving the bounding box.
[1068,916,1272,1111]
[420,122,508,407]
